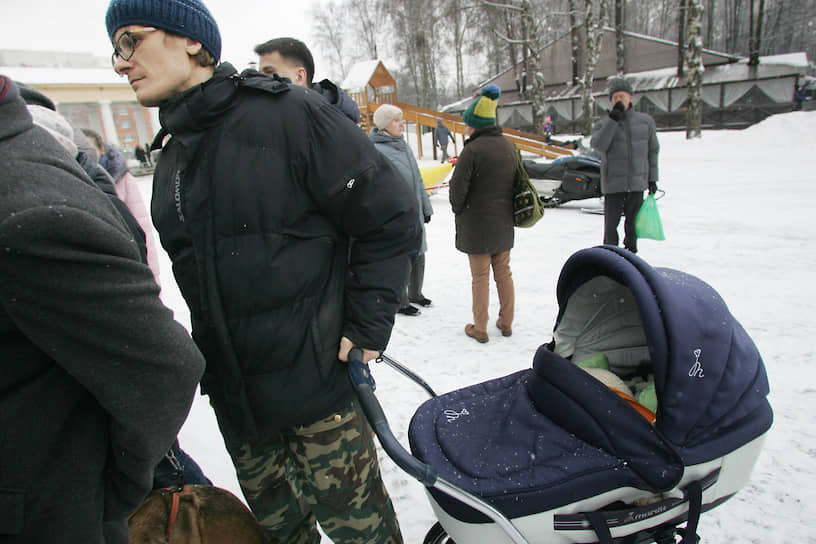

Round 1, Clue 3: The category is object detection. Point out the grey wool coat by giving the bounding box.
[370,128,432,254]
[0,79,205,543]
[449,125,516,255]
[590,107,660,194]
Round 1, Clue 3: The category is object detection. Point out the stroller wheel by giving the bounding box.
[423,522,455,544]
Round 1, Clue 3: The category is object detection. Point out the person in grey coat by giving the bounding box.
[449,85,515,343]
[371,104,433,315]
[591,77,660,253]
[0,75,205,543]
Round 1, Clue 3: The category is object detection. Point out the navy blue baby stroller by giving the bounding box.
[349,246,772,543]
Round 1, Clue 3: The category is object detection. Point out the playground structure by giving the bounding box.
[342,60,576,160]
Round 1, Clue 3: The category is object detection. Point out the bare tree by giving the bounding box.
[705,0,716,49]
[677,0,688,77]
[569,0,581,84]
[476,1,541,130]
[615,0,625,74]
[383,0,441,108]
[349,0,383,60]
[448,0,468,97]
[748,0,766,66]
[578,0,609,135]
[686,0,705,139]
[311,1,351,80]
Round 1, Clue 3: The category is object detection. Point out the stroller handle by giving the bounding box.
[348,349,438,486]
[349,348,531,544]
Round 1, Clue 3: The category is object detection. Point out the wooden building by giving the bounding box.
[0,51,159,154]
[443,29,812,134]
[341,60,397,132]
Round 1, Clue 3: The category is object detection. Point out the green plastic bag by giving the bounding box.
[635,194,665,240]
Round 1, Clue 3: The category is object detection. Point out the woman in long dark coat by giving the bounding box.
[449,85,516,343]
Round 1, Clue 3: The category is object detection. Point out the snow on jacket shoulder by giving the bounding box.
[591,108,659,194]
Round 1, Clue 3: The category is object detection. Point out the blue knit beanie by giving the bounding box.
[106,0,222,62]
[462,84,500,129]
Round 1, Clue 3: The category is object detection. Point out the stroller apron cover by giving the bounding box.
[408,246,772,542]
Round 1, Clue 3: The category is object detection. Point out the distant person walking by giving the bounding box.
[793,84,805,111]
[591,77,660,254]
[371,104,433,316]
[543,115,553,143]
[449,84,516,343]
[143,142,153,165]
[434,117,454,163]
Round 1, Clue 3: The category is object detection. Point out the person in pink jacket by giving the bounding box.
[82,128,161,284]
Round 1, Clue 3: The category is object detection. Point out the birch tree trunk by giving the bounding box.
[568,0,581,84]
[748,0,765,65]
[686,0,704,139]
[615,0,625,74]
[580,0,609,135]
[677,0,688,77]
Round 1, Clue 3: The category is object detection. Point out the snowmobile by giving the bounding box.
[523,155,602,208]
[349,245,772,543]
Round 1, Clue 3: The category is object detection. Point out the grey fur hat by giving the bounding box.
[608,77,634,99]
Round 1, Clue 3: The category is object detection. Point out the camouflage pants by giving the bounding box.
[226,400,403,544]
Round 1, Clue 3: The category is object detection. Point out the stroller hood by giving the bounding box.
[553,246,772,464]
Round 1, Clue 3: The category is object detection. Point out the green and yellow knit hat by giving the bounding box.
[462,84,500,129]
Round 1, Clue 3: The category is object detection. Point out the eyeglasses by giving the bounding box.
[111,26,157,65]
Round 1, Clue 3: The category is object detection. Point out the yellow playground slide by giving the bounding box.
[420,162,454,195]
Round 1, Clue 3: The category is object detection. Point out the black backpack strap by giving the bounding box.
[586,511,614,544]
[678,480,702,544]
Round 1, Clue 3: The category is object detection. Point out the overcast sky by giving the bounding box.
[0,0,334,76]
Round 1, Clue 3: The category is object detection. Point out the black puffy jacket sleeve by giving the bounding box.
[301,102,422,351]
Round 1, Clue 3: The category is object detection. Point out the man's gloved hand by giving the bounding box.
[424,214,431,223]
[609,101,625,121]
[648,182,658,195]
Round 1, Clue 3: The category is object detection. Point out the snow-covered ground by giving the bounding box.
[139,110,816,543]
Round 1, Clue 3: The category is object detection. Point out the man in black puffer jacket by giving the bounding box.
[106,1,420,542]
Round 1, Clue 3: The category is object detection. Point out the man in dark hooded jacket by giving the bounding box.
[255,36,361,123]
[0,74,205,543]
[106,0,419,541]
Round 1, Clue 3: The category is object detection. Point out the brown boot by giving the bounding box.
[465,324,488,343]
[496,320,512,337]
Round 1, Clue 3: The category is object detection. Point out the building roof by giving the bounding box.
[341,60,382,92]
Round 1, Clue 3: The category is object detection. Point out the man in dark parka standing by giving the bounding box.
[105,0,420,541]
[0,75,205,543]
